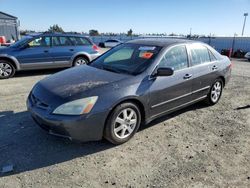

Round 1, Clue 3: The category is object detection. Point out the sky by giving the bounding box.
[1,0,250,36]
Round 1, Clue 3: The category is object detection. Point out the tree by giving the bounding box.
[89,29,99,36]
[48,24,64,33]
[169,33,177,36]
[20,30,35,35]
[127,29,133,36]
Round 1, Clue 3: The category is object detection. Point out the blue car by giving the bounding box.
[0,33,100,79]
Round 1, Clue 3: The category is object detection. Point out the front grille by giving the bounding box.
[31,94,49,110]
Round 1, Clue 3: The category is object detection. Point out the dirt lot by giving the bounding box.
[0,59,250,188]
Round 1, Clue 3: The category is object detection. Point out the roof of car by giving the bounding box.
[38,33,89,38]
[127,38,197,47]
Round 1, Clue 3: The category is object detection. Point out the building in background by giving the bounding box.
[0,11,20,42]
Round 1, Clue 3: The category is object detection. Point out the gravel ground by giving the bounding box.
[0,59,249,188]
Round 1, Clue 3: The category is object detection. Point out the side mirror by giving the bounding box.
[155,67,174,77]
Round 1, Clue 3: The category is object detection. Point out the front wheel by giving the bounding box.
[205,79,223,105]
[104,103,141,145]
[0,60,15,79]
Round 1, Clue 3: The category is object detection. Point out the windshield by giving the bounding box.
[90,43,162,75]
[10,36,32,48]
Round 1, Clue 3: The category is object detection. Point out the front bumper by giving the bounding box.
[27,95,107,142]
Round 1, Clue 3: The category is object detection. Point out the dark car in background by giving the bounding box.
[27,39,231,145]
[0,33,100,79]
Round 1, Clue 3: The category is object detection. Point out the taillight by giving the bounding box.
[92,44,99,52]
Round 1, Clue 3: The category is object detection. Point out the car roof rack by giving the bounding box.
[42,31,82,35]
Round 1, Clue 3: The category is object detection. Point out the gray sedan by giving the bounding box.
[27,39,231,145]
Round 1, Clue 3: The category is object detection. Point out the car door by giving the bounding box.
[187,43,220,99]
[15,36,53,69]
[49,36,75,67]
[149,44,193,118]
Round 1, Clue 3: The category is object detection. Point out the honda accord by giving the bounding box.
[27,39,231,144]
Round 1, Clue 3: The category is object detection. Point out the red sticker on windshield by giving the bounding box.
[140,52,154,59]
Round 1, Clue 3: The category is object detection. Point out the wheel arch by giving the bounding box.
[0,56,20,70]
[71,53,90,66]
[103,97,146,135]
[217,76,225,87]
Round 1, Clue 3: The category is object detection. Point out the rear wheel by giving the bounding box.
[0,60,15,79]
[73,57,89,66]
[205,79,223,105]
[104,102,141,145]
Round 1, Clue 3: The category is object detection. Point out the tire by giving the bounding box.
[0,60,15,79]
[248,59,250,62]
[205,78,223,105]
[104,102,141,145]
[73,57,89,67]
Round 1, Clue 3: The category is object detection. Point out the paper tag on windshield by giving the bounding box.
[139,46,156,51]
[140,52,154,59]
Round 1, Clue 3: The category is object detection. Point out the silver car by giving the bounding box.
[245,52,250,61]
[104,39,123,48]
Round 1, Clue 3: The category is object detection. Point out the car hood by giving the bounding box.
[37,65,130,100]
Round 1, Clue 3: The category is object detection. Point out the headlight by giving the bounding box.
[53,96,98,115]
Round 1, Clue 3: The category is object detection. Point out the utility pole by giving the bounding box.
[242,13,248,36]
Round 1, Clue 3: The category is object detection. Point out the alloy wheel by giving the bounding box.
[211,81,222,103]
[0,63,12,78]
[114,108,137,139]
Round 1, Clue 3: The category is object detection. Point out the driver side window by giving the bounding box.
[159,45,188,71]
[28,37,51,47]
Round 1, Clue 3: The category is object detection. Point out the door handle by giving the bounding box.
[212,65,218,71]
[44,50,49,53]
[69,49,74,51]
[183,74,192,79]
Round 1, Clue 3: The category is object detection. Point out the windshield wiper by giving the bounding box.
[102,65,132,75]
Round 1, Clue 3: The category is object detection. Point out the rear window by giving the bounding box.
[52,36,72,46]
[208,50,217,61]
[69,37,91,46]
[190,44,211,66]
[207,45,222,60]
